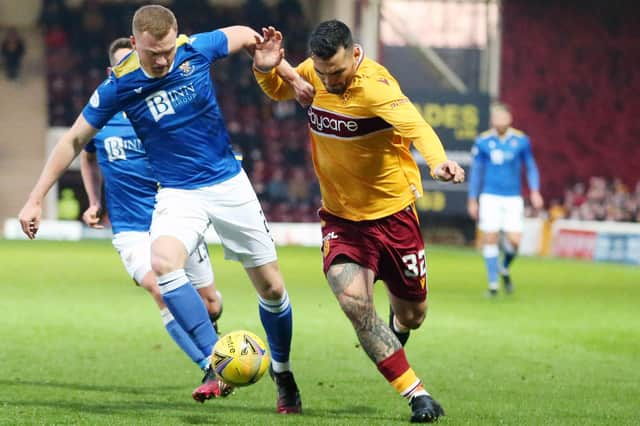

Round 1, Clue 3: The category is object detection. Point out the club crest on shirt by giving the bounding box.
[342,90,352,104]
[179,61,195,77]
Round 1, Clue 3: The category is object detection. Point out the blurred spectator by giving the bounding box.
[2,28,26,80]
[563,177,640,222]
[265,169,289,203]
[287,167,311,204]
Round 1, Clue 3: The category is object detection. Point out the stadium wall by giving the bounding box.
[3,218,323,247]
[6,217,639,265]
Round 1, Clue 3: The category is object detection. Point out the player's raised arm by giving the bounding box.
[219,25,263,56]
[18,115,98,239]
[252,26,314,106]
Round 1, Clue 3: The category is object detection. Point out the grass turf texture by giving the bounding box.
[0,240,638,425]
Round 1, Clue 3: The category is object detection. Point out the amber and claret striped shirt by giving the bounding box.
[254,53,448,221]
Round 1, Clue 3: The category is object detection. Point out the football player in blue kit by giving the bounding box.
[80,37,224,375]
[467,103,544,296]
[19,5,313,413]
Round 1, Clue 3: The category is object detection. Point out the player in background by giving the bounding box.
[18,5,312,412]
[81,37,223,374]
[467,103,544,296]
[253,21,464,423]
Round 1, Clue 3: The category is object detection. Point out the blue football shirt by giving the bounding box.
[84,112,156,234]
[82,30,240,189]
[468,128,540,198]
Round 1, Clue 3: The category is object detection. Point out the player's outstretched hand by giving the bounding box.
[82,204,104,229]
[18,199,42,240]
[433,160,465,184]
[253,26,284,72]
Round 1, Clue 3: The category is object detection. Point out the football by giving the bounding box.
[211,330,270,387]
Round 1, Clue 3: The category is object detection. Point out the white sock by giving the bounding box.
[271,360,291,373]
[408,388,430,400]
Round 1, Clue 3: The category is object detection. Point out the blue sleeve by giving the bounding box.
[190,30,229,63]
[82,77,119,130]
[468,141,485,199]
[84,139,96,153]
[522,137,540,191]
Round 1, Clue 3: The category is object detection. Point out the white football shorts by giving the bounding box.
[112,231,214,288]
[478,193,524,233]
[150,169,277,268]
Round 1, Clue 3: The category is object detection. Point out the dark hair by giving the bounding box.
[108,37,132,66]
[308,19,353,59]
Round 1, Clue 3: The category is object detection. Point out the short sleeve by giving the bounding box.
[82,77,119,130]
[189,30,229,63]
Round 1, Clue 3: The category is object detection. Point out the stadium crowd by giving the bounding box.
[40,0,639,225]
[561,177,640,222]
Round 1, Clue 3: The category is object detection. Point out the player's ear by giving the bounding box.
[129,35,136,49]
[106,66,112,77]
[353,45,361,61]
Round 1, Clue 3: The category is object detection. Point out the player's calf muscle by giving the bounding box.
[358,315,402,362]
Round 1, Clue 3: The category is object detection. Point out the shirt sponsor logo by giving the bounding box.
[307,106,391,138]
[145,83,196,122]
[104,136,145,161]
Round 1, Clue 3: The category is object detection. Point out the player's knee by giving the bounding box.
[483,233,499,244]
[395,308,426,330]
[150,237,188,276]
[405,313,426,329]
[150,255,175,276]
[258,281,285,300]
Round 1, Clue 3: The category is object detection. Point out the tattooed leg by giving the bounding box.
[326,260,402,363]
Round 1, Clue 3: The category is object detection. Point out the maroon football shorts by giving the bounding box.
[319,205,428,301]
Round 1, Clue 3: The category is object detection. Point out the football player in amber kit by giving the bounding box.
[253,20,464,423]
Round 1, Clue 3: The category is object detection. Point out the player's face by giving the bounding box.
[312,46,360,95]
[132,28,177,78]
[491,109,512,135]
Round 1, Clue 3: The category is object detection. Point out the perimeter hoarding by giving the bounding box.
[407,91,490,218]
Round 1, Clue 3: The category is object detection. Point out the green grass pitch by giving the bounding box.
[1,240,638,425]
